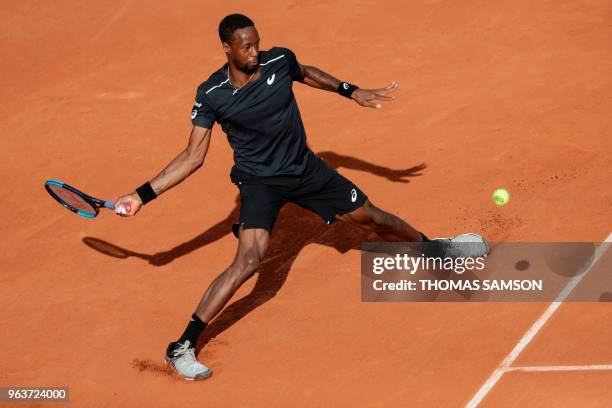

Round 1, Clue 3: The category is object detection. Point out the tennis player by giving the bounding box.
[115,14,488,380]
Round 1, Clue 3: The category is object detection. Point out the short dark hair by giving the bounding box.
[218,14,255,44]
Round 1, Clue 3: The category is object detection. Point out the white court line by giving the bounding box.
[465,233,612,408]
[507,365,612,372]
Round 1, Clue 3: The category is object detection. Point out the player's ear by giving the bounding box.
[222,41,231,54]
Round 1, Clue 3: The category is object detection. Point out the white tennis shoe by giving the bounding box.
[432,233,491,258]
[165,340,212,381]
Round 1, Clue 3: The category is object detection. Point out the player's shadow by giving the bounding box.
[82,152,426,352]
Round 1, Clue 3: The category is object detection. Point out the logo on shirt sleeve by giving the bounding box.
[191,101,203,120]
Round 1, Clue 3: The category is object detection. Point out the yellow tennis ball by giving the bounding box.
[492,188,510,206]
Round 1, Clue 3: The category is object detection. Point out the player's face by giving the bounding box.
[225,26,260,74]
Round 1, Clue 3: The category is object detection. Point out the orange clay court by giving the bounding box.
[1,1,611,407]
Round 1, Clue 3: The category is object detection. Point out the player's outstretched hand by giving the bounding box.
[114,193,142,217]
[351,81,399,109]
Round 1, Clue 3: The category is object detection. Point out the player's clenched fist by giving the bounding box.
[114,193,142,216]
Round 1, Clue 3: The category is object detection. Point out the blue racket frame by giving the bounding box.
[44,180,115,218]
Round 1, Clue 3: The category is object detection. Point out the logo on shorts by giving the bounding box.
[267,73,276,85]
[351,188,357,203]
[343,83,350,90]
[191,110,197,119]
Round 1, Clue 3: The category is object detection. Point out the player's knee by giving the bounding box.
[242,253,261,272]
[366,208,395,233]
[344,202,395,234]
[359,203,391,229]
[227,252,261,287]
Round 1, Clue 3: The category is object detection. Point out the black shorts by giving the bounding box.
[230,151,368,232]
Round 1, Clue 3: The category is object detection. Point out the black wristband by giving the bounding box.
[136,182,157,205]
[338,82,358,98]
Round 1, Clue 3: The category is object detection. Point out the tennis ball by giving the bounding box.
[492,188,510,206]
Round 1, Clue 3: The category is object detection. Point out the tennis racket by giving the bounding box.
[44,180,129,218]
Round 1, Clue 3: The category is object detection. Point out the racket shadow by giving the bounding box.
[83,204,240,266]
[82,237,150,260]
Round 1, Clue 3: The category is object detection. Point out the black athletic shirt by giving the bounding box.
[191,47,310,177]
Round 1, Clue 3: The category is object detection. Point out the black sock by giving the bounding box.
[177,314,207,346]
[420,232,443,258]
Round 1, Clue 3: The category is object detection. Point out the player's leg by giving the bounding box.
[337,199,425,242]
[194,227,269,322]
[165,228,269,380]
[339,199,491,260]
[165,178,284,380]
[339,201,490,256]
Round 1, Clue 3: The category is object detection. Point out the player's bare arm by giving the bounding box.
[115,126,212,216]
[299,64,399,109]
